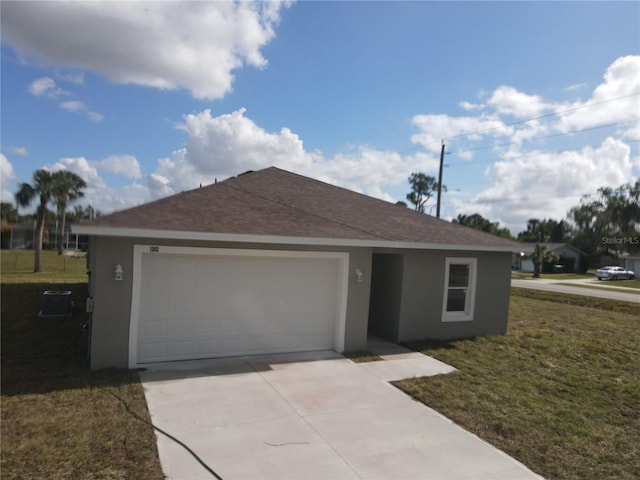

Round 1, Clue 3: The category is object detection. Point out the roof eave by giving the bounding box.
[72,224,521,253]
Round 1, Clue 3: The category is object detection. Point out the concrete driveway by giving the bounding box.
[140,349,542,480]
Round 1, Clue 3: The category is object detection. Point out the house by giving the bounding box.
[622,254,640,278]
[514,242,587,273]
[0,221,87,251]
[73,167,522,370]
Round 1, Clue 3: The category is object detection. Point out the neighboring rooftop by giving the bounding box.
[75,167,521,250]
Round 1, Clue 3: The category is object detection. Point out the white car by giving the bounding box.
[595,266,635,281]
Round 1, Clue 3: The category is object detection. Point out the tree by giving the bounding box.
[67,205,101,223]
[0,202,19,224]
[517,218,568,243]
[15,170,56,272]
[395,201,408,208]
[566,181,640,262]
[452,213,513,239]
[52,170,86,255]
[528,243,559,279]
[406,172,445,214]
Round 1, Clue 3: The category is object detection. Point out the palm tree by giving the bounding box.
[15,169,56,272]
[52,171,86,255]
[529,243,559,278]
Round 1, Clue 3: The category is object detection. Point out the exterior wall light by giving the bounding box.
[354,268,364,283]
[114,264,124,281]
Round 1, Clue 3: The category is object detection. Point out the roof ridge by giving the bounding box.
[225,171,390,240]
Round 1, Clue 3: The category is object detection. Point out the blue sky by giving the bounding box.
[2,1,639,233]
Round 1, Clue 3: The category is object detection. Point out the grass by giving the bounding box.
[591,279,640,290]
[1,250,163,480]
[395,288,640,480]
[1,249,88,283]
[511,271,594,280]
[510,286,639,314]
[553,282,640,295]
[343,351,384,363]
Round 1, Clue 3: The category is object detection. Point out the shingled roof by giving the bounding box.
[74,167,520,251]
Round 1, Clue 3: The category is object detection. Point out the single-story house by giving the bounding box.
[0,221,87,251]
[514,242,587,273]
[73,167,522,370]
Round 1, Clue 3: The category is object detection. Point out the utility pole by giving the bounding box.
[436,141,445,219]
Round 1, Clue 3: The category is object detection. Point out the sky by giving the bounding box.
[1,0,639,234]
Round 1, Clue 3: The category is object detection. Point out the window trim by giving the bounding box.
[441,257,477,322]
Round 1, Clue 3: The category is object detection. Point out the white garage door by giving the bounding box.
[130,246,348,365]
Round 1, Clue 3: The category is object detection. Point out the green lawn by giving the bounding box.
[1,249,88,283]
[1,251,163,480]
[554,282,640,294]
[512,271,594,280]
[396,288,640,480]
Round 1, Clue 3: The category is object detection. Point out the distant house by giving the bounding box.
[622,254,640,279]
[514,243,587,273]
[0,222,87,251]
[73,167,522,370]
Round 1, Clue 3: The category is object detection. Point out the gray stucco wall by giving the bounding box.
[396,250,512,341]
[88,236,136,370]
[88,236,371,369]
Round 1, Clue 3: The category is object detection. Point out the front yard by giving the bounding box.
[397,288,640,480]
[1,252,163,480]
[2,251,639,479]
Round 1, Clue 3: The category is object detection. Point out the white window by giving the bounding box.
[442,258,477,322]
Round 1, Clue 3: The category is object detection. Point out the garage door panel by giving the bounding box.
[136,251,345,364]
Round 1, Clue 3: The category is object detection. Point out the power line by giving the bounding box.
[447,120,640,160]
[447,92,640,141]
[404,91,640,154]
[446,138,640,168]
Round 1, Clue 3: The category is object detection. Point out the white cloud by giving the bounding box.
[487,85,549,118]
[1,154,16,202]
[180,108,312,178]
[95,155,142,179]
[27,77,66,97]
[58,71,85,85]
[565,83,588,92]
[411,113,512,153]
[459,101,484,111]
[27,77,101,121]
[59,100,103,122]
[68,107,441,213]
[136,107,308,193]
[466,137,635,232]
[309,148,439,202]
[34,57,638,227]
[5,146,28,156]
[2,1,291,100]
[51,157,106,189]
[59,101,85,113]
[556,55,640,133]
[622,122,640,141]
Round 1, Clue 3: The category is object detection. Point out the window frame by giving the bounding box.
[441,257,478,322]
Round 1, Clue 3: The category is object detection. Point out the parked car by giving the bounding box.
[595,266,635,280]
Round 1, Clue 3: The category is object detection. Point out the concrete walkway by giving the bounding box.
[140,346,543,480]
